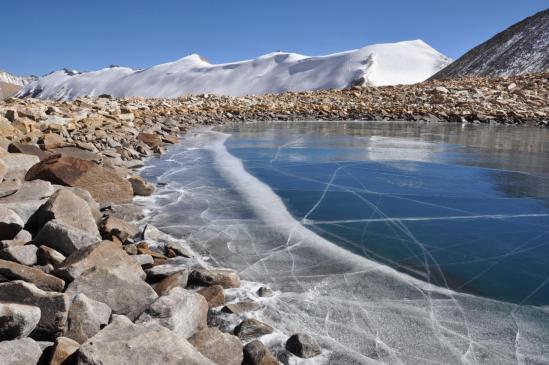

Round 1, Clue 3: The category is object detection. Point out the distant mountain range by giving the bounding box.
[17,40,450,100]
[0,71,36,99]
[432,9,548,79]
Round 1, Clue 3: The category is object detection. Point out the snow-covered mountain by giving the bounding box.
[19,40,451,100]
[0,70,36,86]
[432,9,549,79]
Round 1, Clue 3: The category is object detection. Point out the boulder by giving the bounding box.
[98,216,138,242]
[47,337,80,365]
[0,157,6,181]
[285,333,321,359]
[166,240,193,258]
[8,142,51,161]
[25,154,133,204]
[37,245,66,266]
[257,286,274,297]
[132,254,154,268]
[0,259,65,292]
[0,244,38,265]
[197,285,225,308]
[0,206,24,240]
[128,175,155,196]
[54,240,145,282]
[65,266,157,320]
[0,337,43,365]
[189,268,241,289]
[40,133,65,150]
[189,327,243,365]
[1,153,40,180]
[137,132,163,148]
[153,270,189,296]
[76,315,214,365]
[0,180,55,203]
[34,219,101,256]
[65,293,111,344]
[0,281,70,340]
[145,263,186,282]
[26,189,99,237]
[0,303,41,341]
[233,319,273,341]
[0,177,21,198]
[243,340,280,365]
[222,301,262,314]
[137,287,207,339]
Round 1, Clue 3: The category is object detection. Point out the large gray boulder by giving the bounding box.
[0,180,55,204]
[1,153,40,181]
[0,303,41,341]
[65,266,157,320]
[0,259,65,292]
[0,281,70,340]
[0,337,43,365]
[54,240,145,282]
[27,189,99,237]
[34,219,101,256]
[137,287,207,339]
[0,244,38,265]
[0,206,24,240]
[76,315,214,365]
[189,327,243,365]
[65,293,111,344]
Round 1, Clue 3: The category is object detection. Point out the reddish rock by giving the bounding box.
[41,133,65,150]
[197,285,225,308]
[8,142,51,160]
[137,132,163,148]
[25,154,133,204]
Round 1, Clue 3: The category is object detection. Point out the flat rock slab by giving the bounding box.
[189,327,243,365]
[65,266,157,320]
[0,303,41,341]
[0,337,43,365]
[25,154,133,204]
[0,281,70,340]
[76,315,215,365]
[0,259,65,292]
[137,287,207,339]
[0,180,54,203]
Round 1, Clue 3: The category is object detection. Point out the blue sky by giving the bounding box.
[2,0,547,76]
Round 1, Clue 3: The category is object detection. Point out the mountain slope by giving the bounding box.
[432,9,549,79]
[0,71,37,99]
[19,40,450,100]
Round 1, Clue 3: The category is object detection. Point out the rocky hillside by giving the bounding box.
[0,71,37,100]
[432,9,549,78]
[18,40,450,100]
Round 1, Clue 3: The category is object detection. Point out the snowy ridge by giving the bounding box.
[19,40,451,100]
[0,70,36,86]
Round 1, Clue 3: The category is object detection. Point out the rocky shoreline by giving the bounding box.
[0,73,546,364]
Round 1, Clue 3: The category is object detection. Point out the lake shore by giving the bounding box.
[0,73,547,364]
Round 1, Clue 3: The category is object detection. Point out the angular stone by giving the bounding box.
[0,179,55,204]
[54,240,145,282]
[189,327,243,365]
[285,333,321,359]
[132,254,154,269]
[197,285,225,308]
[166,240,193,258]
[233,319,273,341]
[65,293,111,344]
[153,270,189,296]
[8,142,51,161]
[222,301,262,314]
[98,215,138,242]
[137,132,163,148]
[243,340,280,365]
[146,263,186,282]
[25,154,133,204]
[189,268,241,289]
[34,219,101,256]
[0,206,24,240]
[51,147,102,162]
[48,336,80,365]
[0,244,38,265]
[137,287,207,339]
[0,303,41,341]
[1,153,40,180]
[0,259,65,292]
[65,266,157,320]
[26,189,100,237]
[41,133,65,150]
[129,175,155,196]
[0,281,70,340]
[76,315,214,365]
[37,245,66,266]
[0,337,43,365]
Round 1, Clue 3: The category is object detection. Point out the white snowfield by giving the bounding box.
[19,40,451,100]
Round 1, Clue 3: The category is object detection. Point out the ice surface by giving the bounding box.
[138,122,549,364]
[19,40,450,100]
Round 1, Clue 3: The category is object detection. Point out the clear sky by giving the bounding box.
[2,0,547,76]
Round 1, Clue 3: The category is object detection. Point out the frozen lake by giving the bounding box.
[139,121,549,364]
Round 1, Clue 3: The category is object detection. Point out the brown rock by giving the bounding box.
[189,268,241,288]
[8,142,51,160]
[243,340,280,365]
[37,245,66,266]
[137,132,163,148]
[25,154,133,204]
[48,337,79,365]
[98,216,138,242]
[189,327,243,365]
[197,285,225,308]
[64,293,111,344]
[128,175,155,196]
[41,133,65,150]
[153,270,189,296]
[233,319,273,341]
[222,301,262,314]
[0,259,65,292]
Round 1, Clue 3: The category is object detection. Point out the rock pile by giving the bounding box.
[0,116,319,363]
